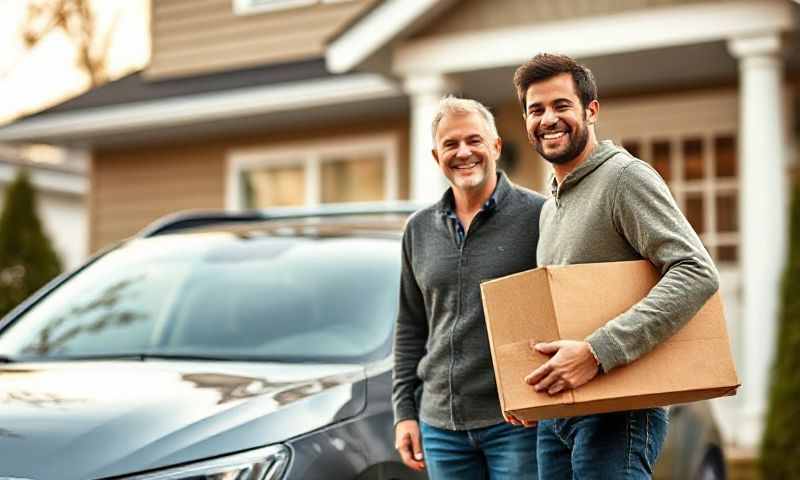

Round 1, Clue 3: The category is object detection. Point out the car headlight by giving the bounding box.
[122,445,290,480]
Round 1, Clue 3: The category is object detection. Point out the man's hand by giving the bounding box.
[524,340,600,395]
[395,419,425,471]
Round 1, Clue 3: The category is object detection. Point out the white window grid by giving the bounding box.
[620,129,739,264]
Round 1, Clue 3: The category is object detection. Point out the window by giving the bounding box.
[621,133,739,264]
[227,135,398,209]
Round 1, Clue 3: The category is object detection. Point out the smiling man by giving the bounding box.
[393,96,544,479]
[511,53,719,479]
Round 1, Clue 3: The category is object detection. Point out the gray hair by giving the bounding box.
[431,96,499,144]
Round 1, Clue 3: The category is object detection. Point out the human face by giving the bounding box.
[433,112,500,193]
[523,73,598,166]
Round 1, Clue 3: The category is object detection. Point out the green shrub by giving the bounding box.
[760,180,800,479]
[0,170,63,318]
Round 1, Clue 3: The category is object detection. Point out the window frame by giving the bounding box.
[622,130,740,265]
[225,134,399,210]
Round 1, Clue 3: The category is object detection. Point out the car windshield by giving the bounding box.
[0,230,401,363]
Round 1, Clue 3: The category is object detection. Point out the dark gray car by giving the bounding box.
[0,206,725,480]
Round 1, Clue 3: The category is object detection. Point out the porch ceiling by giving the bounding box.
[457,39,800,108]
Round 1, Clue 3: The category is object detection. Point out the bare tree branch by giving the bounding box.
[20,0,116,87]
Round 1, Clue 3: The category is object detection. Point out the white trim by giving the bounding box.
[226,134,399,210]
[0,74,401,143]
[233,0,316,15]
[326,0,452,73]
[392,1,794,74]
[307,155,321,205]
[0,162,86,196]
[233,0,357,16]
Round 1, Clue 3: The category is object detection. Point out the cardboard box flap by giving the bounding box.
[481,268,560,414]
[549,261,656,339]
[495,340,571,410]
[550,261,728,341]
[481,267,559,344]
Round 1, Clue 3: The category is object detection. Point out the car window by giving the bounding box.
[0,233,401,363]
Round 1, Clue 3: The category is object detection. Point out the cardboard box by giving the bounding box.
[480,260,740,421]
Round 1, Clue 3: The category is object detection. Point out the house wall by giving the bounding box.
[413,0,730,37]
[90,119,408,251]
[147,0,375,79]
[495,101,549,193]
[91,142,226,250]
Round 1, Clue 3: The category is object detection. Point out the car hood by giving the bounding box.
[0,360,366,480]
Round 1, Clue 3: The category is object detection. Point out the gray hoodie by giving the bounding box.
[537,140,720,372]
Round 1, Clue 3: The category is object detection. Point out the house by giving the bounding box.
[0,146,87,271]
[0,0,797,452]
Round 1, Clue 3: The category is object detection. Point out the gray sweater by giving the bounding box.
[393,173,545,430]
[538,140,720,372]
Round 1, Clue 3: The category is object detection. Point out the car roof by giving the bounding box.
[137,202,422,238]
[180,216,409,239]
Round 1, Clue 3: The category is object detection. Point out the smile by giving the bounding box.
[452,161,480,170]
[540,131,567,140]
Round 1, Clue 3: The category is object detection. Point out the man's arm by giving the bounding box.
[586,161,719,372]
[392,226,429,424]
[527,160,719,393]
[392,226,429,471]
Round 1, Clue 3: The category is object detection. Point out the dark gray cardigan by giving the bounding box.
[393,173,545,430]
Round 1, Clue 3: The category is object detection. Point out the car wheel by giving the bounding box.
[696,450,726,480]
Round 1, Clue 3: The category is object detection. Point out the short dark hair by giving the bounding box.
[513,53,598,114]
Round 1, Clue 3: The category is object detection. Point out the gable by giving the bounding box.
[411,0,731,39]
[147,0,376,79]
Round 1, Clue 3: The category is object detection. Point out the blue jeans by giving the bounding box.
[420,421,538,480]
[537,408,669,480]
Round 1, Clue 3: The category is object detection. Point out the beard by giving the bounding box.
[448,160,487,190]
[529,118,590,165]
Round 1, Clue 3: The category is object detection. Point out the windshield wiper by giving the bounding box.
[138,353,239,362]
[137,353,298,363]
[0,355,16,363]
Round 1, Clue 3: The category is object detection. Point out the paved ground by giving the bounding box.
[726,447,760,480]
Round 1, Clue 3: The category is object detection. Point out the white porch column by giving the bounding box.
[727,33,788,448]
[404,74,458,202]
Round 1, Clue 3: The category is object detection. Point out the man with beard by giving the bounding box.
[393,96,544,479]
[510,54,719,479]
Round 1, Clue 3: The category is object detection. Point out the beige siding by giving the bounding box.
[414,0,730,38]
[90,119,408,251]
[92,143,226,250]
[147,0,375,79]
[495,101,549,193]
